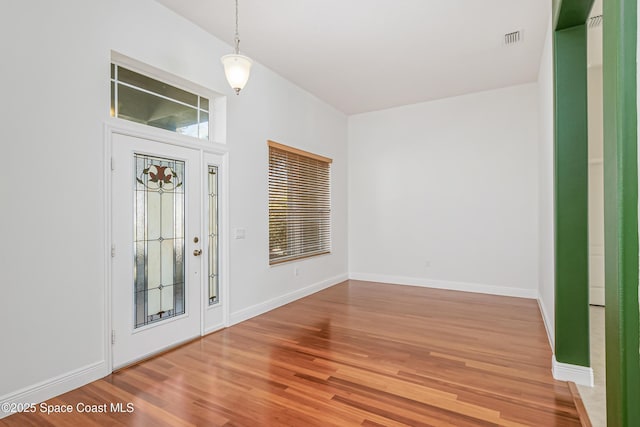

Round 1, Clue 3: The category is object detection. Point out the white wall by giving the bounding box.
[348,84,539,298]
[537,18,555,348]
[0,0,347,406]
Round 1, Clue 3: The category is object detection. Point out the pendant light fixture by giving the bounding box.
[221,0,252,95]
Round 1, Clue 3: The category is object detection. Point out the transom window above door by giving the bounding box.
[110,64,211,140]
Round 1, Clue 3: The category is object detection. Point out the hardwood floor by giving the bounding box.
[2,280,581,426]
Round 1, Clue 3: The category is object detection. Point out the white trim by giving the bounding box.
[204,322,226,335]
[103,124,114,377]
[552,355,594,387]
[348,273,538,299]
[106,117,228,155]
[229,274,348,325]
[0,361,108,419]
[537,296,555,350]
[199,150,206,336]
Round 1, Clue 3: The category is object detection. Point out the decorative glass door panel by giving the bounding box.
[208,165,219,305]
[134,154,186,327]
[111,133,201,369]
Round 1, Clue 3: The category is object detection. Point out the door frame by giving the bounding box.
[103,119,230,373]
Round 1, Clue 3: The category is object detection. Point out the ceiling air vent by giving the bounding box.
[504,31,522,46]
[588,15,603,29]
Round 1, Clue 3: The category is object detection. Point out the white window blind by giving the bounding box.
[268,140,332,265]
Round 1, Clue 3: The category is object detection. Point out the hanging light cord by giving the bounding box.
[234,0,240,54]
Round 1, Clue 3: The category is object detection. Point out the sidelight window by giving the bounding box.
[208,165,219,305]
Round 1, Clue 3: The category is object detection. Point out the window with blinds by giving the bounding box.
[268,140,332,265]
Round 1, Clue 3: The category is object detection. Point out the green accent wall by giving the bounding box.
[603,0,640,424]
[553,24,590,367]
[554,0,597,29]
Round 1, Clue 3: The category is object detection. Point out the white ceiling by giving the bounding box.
[155,0,552,115]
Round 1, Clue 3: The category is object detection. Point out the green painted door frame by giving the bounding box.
[603,0,639,425]
[553,0,593,369]
[553,0,639,425]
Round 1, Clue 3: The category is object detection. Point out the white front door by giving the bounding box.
[111,133,203,368]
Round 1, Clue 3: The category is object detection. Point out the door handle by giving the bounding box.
[193,249,202,256]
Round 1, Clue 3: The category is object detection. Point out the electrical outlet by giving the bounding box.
[424,260,431,268]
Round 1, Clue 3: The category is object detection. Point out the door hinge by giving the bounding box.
[111,245,116,258]
[111,330,116,345]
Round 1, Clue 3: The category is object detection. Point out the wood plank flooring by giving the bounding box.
[1,280,581,426]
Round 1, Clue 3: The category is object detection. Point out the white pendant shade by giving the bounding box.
[221,54,253,94]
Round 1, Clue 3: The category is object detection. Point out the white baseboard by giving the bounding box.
[552,356,594,386]
[537,297,555,350]
[229,273,348,325]
[0,361,108,419]
[348,273,538,299]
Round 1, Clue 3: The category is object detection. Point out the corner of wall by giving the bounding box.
[536,7,556,358]
[537,295,555,350]
[552,355,594,387]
